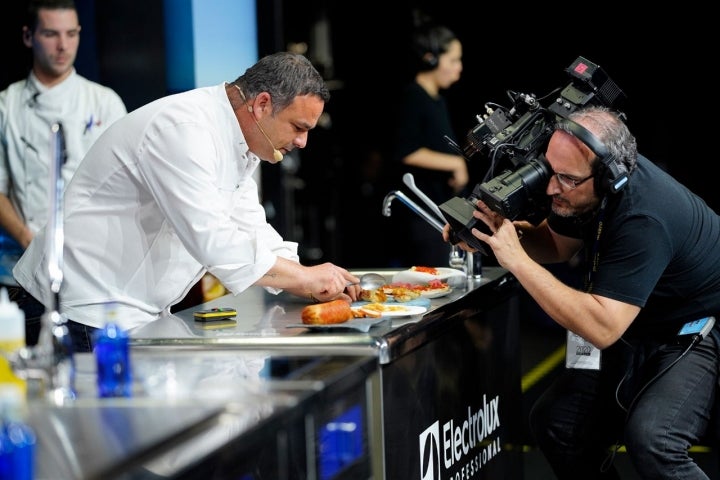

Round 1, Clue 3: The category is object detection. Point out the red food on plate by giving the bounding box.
[412,266,439,275]
[385,280,449,294]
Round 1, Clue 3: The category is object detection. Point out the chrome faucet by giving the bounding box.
[383,173,473,274]
[402,173,446,221]
[382,190,444,233]
[11,123,76,403]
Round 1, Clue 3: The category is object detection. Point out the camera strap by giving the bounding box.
[566,196,608,370]
[585,196,608,292]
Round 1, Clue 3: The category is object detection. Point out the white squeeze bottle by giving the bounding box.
[0,288,26,400]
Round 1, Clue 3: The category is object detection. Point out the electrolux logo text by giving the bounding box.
[418,394,501,480]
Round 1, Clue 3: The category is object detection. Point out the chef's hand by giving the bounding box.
[261,258,361,303]
[344,281,362,302]
[304,263,360,303]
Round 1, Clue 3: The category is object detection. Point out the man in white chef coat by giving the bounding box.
[14,51,361,352]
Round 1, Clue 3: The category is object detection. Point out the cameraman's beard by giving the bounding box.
[550,193,600,218]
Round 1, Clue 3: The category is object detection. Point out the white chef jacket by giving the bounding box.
[0,69,127,284]
[14,83,299,331]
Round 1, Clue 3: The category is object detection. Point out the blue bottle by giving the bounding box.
[0,388,35,480]
[93,303,132,398]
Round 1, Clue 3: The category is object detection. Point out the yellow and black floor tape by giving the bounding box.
[521,345,565,393]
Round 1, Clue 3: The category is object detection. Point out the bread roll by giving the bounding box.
[301,299,354,325]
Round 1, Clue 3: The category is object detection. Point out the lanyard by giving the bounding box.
[585,196,608,292]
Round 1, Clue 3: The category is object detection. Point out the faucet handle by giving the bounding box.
[44,313,76,403]
[449,245,466,270]
[10,311,77,403]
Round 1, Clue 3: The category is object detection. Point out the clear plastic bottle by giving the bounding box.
[93,303,132,398]
[0,288,26,400]
[0,388,35,480]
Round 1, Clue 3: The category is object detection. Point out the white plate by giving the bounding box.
[392,267,465,285]
[358,305,428,317]
[420,287,452,299]
[286,317,389,333]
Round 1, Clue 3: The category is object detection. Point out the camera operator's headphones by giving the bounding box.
[423,31,440,69]
[412,26,441,70]
[556,119,629,194]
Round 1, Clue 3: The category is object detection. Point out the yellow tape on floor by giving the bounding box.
[522,345,565,393]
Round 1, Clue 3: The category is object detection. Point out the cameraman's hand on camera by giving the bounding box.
[470,200,530,270]
[442,224,478,253]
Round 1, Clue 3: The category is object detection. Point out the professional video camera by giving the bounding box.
[439,56,626,255]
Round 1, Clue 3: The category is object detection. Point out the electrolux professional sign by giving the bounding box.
[418,394,502,480]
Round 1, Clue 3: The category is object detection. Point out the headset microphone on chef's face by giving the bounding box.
[235,85,283,162]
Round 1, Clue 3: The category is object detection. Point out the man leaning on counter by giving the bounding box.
[13,52,362,352]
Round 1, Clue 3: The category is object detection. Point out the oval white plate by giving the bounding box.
[420,287,452,299]
[369,305,427,317]
[392,267,465,284]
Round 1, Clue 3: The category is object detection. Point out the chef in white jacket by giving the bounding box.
[14,52,361,351]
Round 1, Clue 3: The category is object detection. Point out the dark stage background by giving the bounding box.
[2,1,712,268]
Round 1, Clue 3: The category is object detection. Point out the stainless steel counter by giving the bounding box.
[129,266,524,479]
[26,267,521,480]
[28,350,380,480]
[130,267,511,365]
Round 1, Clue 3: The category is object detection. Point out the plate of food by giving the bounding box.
[287,299,426,333]
[419,284,452,298]
[380,282,452,299]
[362,286,418,303]
[354,303,428,317]
[392,266,466,285]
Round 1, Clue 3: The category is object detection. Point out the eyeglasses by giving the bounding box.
[554,172,593,190]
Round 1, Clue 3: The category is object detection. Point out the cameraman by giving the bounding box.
[448,105,720,479]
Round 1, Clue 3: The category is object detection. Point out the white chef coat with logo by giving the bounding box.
[0,69,127,284]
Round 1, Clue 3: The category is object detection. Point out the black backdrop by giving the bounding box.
[2,1,714,267]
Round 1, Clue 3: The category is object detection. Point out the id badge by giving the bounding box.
[565,330,601,370]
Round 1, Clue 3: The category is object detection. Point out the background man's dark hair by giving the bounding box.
[25,0,77,32]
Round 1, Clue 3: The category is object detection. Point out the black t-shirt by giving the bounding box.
[392,82,458,205]
[549,155,720,339]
